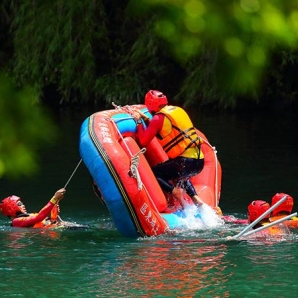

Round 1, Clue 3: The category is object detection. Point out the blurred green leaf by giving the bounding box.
[0,74,56,178]
[134,0,298,94]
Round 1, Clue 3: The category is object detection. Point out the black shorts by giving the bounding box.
[152,157,204,181]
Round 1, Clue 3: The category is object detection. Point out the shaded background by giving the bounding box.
[1,106,297,218]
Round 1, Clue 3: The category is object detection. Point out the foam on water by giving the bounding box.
[197,204,225,227]
[175,203,225,230]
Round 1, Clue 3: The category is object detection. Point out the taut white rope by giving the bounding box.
[110,118,146,190]
[63,159,82,189]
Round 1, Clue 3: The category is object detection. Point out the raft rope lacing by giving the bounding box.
[106,105,220,237]
[130,148,147,190]
[112,102,135,115]
[111,102,220,205]
[110,103,147,190]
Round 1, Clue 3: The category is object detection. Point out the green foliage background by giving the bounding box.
[0,0,297,177]
[0,74,56,178]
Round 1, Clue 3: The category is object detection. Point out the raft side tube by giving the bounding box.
[190,129,222,207]
[81,112,169,237]
[79,117,141,237]
[120,136,169,236]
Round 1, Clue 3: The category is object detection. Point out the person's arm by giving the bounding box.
[136,114,164,147]
[137,110,150,122]
[12,189,65,228]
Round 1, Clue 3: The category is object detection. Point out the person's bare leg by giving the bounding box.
[192,195,204,207]
[172,187,186,209]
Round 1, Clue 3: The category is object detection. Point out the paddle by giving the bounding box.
[232,194,288,239]
[241,212,297,237]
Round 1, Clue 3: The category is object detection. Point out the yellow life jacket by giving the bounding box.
[270,215,298,222]
[157,106,203,159]
[261,222,285,234]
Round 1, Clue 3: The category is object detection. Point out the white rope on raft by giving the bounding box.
[112,102,220,206]
[109,116,146,190]
[130,148,147,190]
[112,102,135,115]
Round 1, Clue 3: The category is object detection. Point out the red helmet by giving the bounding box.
[0,195,23,217]
[144,90,168,113]
[271,193,293,216]
[247,200,270,223]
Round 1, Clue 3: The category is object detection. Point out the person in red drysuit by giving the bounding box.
[0,188,66,228]
[246,200,290,238]
[269,193,298,228]
[227,200,292,241]
[223,193,298,227]
[132,89,205,209]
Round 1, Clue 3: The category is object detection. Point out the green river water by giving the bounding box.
[1,107,297,297]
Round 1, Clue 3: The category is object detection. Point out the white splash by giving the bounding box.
[197,204,225,228]
[178,203,224,230]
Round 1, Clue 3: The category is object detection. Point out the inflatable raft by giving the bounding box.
[79,105,222,237]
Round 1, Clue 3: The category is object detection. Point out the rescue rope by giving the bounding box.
[57,159,83,223]
[63,159,82,189]
[111,102,139,123]
[112,102,219,204]
[112,102,134,115]
[109,117,146,190]
[130,148,147,190]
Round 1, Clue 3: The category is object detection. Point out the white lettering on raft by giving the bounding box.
[140,202,148,215]
[140,202,160,235]
[98,122,113,144]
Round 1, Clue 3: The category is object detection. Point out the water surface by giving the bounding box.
[1,107,298,297]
